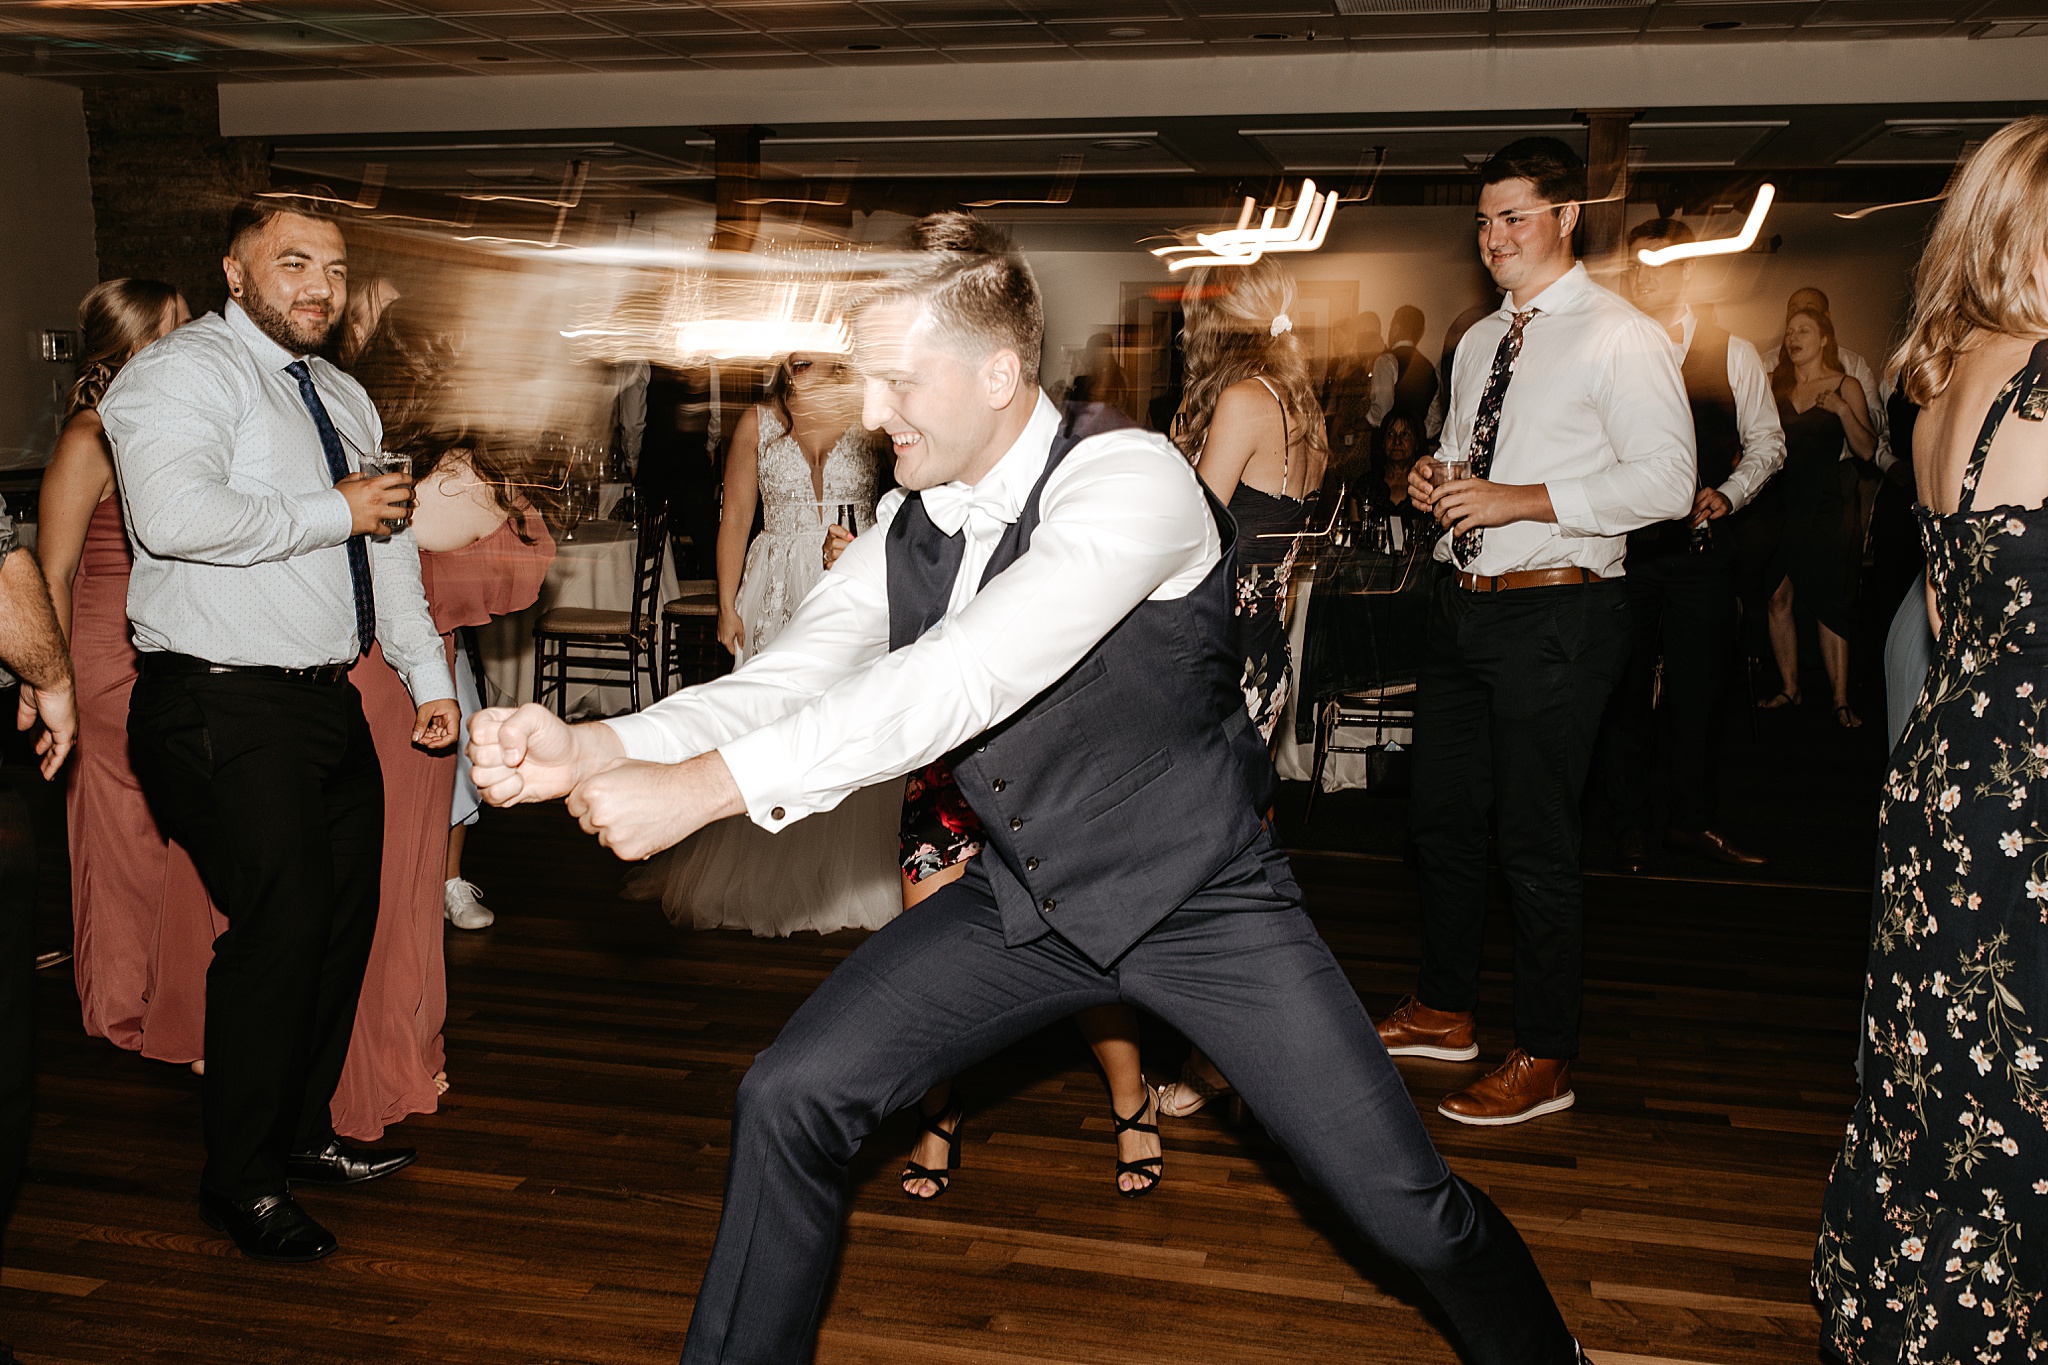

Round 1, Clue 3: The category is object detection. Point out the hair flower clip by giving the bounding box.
[1269,312,1293,338]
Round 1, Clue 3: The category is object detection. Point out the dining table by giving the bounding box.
[476,517,680,719]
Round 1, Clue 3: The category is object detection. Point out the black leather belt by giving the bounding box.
[140,652,353,685]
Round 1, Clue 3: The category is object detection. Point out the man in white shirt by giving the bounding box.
[469,214,1582,1365]
[1386,139,1696,1126]
[100,201,458,1265]
[1597,217,1786,874]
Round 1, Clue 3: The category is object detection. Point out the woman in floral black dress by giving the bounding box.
[1813,115,2048,1364]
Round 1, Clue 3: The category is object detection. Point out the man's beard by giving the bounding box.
[240,287,334,356]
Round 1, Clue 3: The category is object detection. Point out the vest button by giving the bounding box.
[1041,898,1056,913]
[770,806,785,820]
[1009,816,1023,831]
[976,743,988,753]
[1025,856,1039,871]
[991,778,1006,792]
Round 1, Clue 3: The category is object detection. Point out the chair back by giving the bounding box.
[629,500,671,634]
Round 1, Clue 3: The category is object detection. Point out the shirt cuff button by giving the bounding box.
[770,806,785,820]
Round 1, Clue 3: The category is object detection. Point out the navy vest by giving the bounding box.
[885,403,1278,968]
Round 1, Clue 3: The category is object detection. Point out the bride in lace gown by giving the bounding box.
[625,354,905,937]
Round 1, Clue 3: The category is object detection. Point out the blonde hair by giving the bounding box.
[1893,115,2048,406]
[1176,257,1326,463]
[66,278,181,421]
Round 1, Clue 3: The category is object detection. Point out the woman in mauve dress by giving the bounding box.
[37,278,222,1068]
[326,301,554,1140]
[328,470,550,1138]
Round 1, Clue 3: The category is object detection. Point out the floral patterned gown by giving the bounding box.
[1814,339,2048,1364]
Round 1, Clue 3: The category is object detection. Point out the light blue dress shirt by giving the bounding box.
[99,301,454,705]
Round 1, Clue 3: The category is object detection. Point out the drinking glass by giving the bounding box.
[357,449,415,538]
[1433,458,1472,486]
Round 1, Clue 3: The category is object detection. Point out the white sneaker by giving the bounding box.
[443,878,494,930]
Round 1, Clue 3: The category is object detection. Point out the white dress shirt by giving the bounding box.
[1673,309,1787,512]
[606,392,1220,831]
[1434,263,1696,578]
[1759,340,1892,472]
[1365,350,1399,429]
[100,302,455,705]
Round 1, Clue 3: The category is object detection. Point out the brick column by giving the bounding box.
[81,83,269,314]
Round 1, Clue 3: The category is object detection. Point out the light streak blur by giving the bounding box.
[1636,184,1776,265]
[1151,179,1340,272]
[963,155,1084,208]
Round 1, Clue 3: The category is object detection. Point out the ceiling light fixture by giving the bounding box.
[1892,124,1966,140]
[1151,178,1340,273]
[1702,19,1740,30]
[845,42,882,51]
[1091,138,1152,152]
[1636,183,1775,265]
[1105,26,1147,37]
[1252,31,1291,40]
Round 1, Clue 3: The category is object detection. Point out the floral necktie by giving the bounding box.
[1453,308,1537,569]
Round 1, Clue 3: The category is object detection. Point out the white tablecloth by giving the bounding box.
[1272,570,1388,794]
[477,518,680,719]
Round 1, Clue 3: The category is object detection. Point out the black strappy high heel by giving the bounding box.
[1112,1091,1163,1199]
[900,1102,964,1201]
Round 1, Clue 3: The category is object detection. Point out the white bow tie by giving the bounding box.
[922,482,1016,544]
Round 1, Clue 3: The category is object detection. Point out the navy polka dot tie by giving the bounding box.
[285,360,376,654]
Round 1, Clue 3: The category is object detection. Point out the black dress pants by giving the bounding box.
[1411,577,1630,1061]
[127,668,383,1201]
[0,789,35,1269]
[679,837,1575,1365]
[1598,548,1738,834]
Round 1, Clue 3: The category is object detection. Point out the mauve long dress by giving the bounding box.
[67,494,224,1063]
[328,508,553,1141]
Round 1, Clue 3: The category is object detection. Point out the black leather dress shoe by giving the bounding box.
[1666,826,1766,867]
[287,1138,417,1186]
[199,1189,337,1263]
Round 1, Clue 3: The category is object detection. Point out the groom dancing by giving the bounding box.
[468,214,1581,1364]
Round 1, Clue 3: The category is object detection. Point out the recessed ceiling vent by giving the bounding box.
[1334,0,1489,14]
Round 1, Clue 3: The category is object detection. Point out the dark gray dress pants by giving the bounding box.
[679,834,1575,1365]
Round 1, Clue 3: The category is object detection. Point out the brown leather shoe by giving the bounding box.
[1376,996,1478,1061]
[1437,1050,1574,1126]
[1666,826,1766,867]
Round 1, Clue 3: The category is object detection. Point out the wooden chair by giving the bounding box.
[659,579,730,696]
[532,503,669,718]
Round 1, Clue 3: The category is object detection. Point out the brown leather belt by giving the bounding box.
[1455,567,1604,593]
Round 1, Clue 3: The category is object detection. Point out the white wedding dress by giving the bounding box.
[624,406,905,937]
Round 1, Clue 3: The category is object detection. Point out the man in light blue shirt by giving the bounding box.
[100,199,456,1265]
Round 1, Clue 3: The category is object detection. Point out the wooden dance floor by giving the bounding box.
[7,801,1860,1364]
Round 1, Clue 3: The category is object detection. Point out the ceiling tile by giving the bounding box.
[450,12,613,38]
[656,30,806,53]
[1647,4,1802,28]
[1328,12,1493,33]
[517,35,682,57]
[587,9,754,34]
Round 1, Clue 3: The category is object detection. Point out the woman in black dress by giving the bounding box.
[1155,256,1329,1119]
[1814,113,2048,1364]
[1761,306,1877,726]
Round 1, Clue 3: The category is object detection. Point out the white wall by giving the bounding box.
[219,35,2048,137]
[0,74,98,469]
